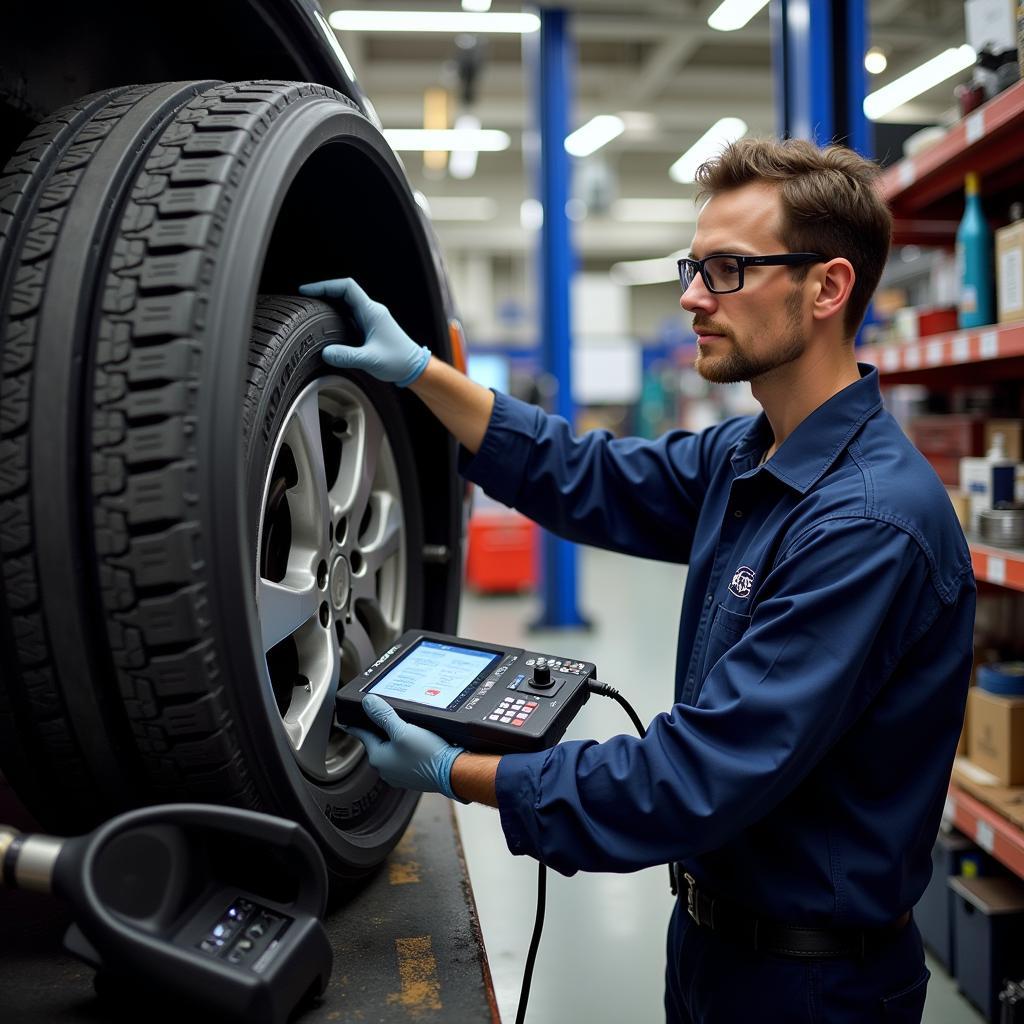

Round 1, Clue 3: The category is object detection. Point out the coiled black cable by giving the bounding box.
[514,680,646,1024]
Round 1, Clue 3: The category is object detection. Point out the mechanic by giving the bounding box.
[299,137,975,1023]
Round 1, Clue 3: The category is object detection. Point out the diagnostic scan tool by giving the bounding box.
[335,630,596,753]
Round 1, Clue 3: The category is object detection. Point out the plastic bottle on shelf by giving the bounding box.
[960,432,1017,535]
[956,172,995,329]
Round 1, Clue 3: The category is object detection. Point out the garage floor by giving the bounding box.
[455,544,985,1024]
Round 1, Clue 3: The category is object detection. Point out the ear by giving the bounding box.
[810,258,855,325]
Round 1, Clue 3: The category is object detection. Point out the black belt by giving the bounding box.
[672,865,911,960]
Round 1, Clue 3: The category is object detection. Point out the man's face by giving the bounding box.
[681,183,810,385]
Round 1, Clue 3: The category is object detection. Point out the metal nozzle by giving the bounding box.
[0,825,62,894]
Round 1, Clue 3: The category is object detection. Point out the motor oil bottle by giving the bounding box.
[957,172,994,328]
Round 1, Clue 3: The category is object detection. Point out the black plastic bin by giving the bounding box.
[949,875,1024,1021]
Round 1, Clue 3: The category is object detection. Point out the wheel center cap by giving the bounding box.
[329,555,351,611]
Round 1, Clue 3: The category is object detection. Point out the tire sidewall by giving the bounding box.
[242,304,422,873]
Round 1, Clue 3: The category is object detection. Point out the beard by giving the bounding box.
[694,288,807,384]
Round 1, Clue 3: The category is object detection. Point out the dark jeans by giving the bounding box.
[665,901,930,1023]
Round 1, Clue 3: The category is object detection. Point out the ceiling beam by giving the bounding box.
[360,62,772,95]
[370,96,776,131]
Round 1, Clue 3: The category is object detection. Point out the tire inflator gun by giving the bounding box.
[1,629,643,1024]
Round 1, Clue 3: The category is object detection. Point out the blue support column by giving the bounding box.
[771,0,873,341]
[526,8,588,630]
[843,0,871,158]
[770,0,870,155]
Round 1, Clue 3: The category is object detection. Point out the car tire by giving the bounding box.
[1,80,460,880]
[0,82,218,831]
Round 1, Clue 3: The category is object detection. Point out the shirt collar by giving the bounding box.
[730,363,883,493]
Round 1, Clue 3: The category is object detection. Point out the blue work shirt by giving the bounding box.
[459,364,975,927]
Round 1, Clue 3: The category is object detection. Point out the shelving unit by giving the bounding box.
[970,540,1024,592]
[879,79,1024,246]
[873,83,1024,884]
[860,321,1024,385]
[946,782,1024,880]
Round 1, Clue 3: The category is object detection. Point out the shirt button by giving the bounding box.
[733,509,744,518]
[706,594,713,604]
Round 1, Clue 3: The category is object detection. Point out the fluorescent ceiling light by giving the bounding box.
[382,128,510,151]
[707,0,771,32]
[564,115,625,158]
[462,0,491,10]
[612,198,697,222]
[421,196,497,220]
[329,10,539,33]
[610,250,688,286]
[448,113,482,179]
[863,45,975,120]
[864,47,887,75]
[669,118,747,184]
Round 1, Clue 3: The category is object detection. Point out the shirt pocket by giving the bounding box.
[700,603,753,682]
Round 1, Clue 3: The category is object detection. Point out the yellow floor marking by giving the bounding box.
[388,826,421,885]
[388,935,442,1015]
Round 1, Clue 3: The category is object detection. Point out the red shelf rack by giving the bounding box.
[880,80,1024,244]
[970,541,1024,592]
[947,782,1024,880]
[860,320,1024,382]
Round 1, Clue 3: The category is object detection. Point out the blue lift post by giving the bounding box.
[770,0,871,156]
[770,0,872,338]
[525,7,589,630]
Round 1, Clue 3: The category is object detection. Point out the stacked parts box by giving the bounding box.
[948,875,1024,1021]
[915,830,984,972]
[968,687,1024,785]
[996,220,1024,324]
[465,513,537,594]
[909,416,987,486]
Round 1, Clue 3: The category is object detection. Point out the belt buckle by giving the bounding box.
[683,872,699,926]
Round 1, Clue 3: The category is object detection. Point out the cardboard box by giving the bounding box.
[909,416,987,486]
[985,419,1024,462]
[968,687,1024,785]
[996,220,1024,324]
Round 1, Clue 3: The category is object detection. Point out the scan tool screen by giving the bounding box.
[368,639,501,711]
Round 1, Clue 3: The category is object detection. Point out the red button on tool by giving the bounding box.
[511,719,525,727]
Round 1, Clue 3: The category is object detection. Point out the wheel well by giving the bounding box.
[258,136,459,633]
[0,0,346,163]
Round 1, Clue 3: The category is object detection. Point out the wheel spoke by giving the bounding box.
[360,492,402,575]
[287,386,332,554]
[343,616,377,671]
[332,405,383,528]
[287,635,341,777]
[258,576,320,652]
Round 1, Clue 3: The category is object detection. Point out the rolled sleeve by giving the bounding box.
[459,391,741,562]
[458,390,544,509]
[494,517,944,876]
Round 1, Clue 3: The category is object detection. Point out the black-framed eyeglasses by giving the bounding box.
[677,252,826,294]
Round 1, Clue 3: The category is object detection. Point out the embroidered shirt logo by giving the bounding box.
[729,566,755,599]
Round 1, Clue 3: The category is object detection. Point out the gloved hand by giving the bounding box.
[346,694,466,800]
[297,277,431,387]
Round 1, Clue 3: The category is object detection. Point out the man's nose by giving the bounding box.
[679,275,717,315]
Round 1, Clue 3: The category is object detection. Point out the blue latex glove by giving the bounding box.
[297,277,431,387]
[346,694,465,800]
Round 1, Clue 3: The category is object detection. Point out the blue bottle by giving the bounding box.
[956,172,994,328]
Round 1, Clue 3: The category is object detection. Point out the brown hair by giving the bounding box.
[694,138,893,337]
